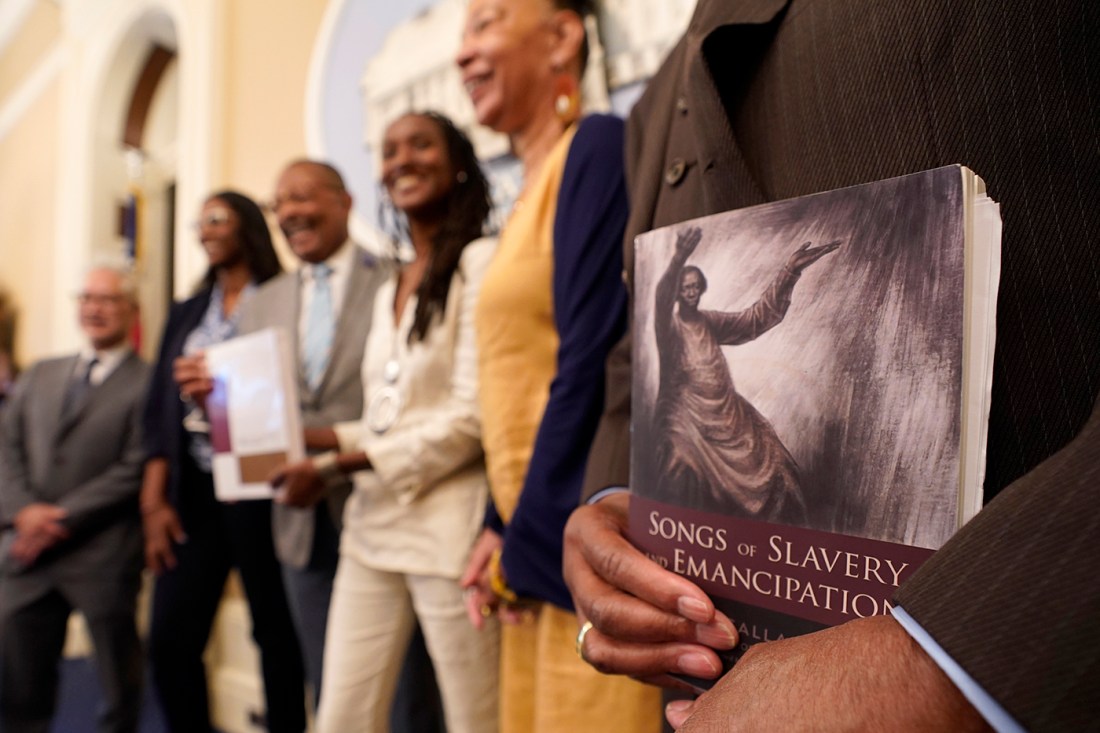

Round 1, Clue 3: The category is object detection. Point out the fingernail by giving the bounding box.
[678,652,720,678]
[665,698,694,728]
[677,596,711,623]
[695,622,736,649]
[666,709,690,729]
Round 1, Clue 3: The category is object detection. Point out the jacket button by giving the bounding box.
[665,159,687,186]
[676,97,688,115]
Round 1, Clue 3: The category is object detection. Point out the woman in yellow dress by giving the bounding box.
[456,1,661,731]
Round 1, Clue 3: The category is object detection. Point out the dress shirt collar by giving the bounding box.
[299,238,355,283]
[76,343,131,385]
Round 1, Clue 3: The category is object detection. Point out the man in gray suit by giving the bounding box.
[238,159,389,704]
[0,262,149,733]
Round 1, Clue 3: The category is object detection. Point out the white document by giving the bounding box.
[205,328,304,501]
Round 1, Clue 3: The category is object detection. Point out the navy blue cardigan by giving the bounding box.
[142,288,215,509]
[488,114,630,610]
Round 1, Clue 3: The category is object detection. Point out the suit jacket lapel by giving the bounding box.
[686,0,791,211]
[692,0,789,29]
[53,352,140,441]
[267,273,307,399]
[318,248,378,397]
[52,355,85,440]
[98,351,140,392]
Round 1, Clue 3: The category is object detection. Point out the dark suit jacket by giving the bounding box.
[0,351,148,611]
[582,1,1099,730]
[238,246,390,568]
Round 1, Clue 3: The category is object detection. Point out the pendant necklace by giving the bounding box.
[366,339,402,434]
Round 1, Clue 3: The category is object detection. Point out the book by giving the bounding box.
[205,327,305,501]
[628,165,1001,679]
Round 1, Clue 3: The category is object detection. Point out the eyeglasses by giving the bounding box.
[77,293,128,307]
[192,208,233,231]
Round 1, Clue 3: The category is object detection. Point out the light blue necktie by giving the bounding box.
[302,263,334,389]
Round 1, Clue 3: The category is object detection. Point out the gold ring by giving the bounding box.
[575,620,595,663]
[480,604,493,619]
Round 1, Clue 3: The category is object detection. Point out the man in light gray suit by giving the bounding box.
[0,262,149,733]
[238,159,389,704]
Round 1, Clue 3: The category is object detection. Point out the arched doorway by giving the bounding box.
[90,10,178,358]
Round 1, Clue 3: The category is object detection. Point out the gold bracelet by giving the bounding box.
[488,547,518,604]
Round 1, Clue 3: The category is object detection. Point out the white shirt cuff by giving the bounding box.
[891,606,1026,733]
[586,486,629,505]
[332,419,361,454]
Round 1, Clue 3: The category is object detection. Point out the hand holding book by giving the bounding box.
[565,167,1001,707]
[172,351,213,410]
[562,492,736,688]
[269,459,327,508]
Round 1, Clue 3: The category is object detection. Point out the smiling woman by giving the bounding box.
[271,111,502,733]
[454,0,661,731]
[138,191,306,733]
[382,114,455,218]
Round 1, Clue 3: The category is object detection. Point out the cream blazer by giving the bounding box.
[335,237,496,578]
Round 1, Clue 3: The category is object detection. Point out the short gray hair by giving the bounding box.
[84,256,140,305]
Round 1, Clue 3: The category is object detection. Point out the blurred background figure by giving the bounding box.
[0,351,14,407]
[238,160,393,712]
[454,0,661,731]
[0,287,16,406]
[274,111,500,733]
[139,191,307,733]
[0,262,149,733]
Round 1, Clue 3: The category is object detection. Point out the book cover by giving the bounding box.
[629,166,1000,673]
[206,327,305,501]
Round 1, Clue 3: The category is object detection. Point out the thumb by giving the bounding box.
[665,698,697,730]
[459,553,484,587]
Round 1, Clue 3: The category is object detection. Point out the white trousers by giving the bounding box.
[315,556,500,733]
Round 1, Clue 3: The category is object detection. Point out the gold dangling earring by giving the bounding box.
[553,71,579,123]
[555,95,570,116]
